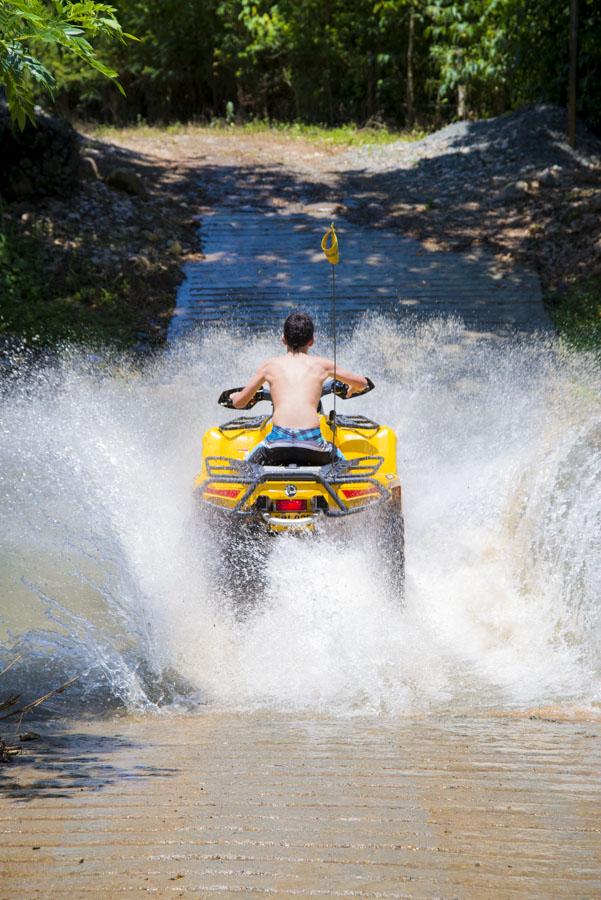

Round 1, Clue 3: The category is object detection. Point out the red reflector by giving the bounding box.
[275,499,307,512]
[206,488,240,498]
[342,488,378,499]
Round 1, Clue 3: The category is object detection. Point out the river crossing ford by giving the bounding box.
[1,130,600,897]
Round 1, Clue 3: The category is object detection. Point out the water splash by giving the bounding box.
[0,319,599,715]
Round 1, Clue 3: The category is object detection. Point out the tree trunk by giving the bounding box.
[405,4,415,127]
[457,83,467,119]
[567,0,579,147]
[366,52,375,120]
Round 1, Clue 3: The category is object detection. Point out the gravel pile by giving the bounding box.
[340,105,601,291]
[345,105,601,192]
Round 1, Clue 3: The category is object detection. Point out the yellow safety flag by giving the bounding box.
[321,223,339,265]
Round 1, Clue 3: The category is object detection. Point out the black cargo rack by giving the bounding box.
[328,412,380,432]
[219,414,272,432]
[201,455,389,517]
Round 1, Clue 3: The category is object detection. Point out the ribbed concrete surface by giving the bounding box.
[168,207,549,340]
[2,714,601,897]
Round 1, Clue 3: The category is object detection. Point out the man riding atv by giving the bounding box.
[230,311,368,464]
[196,310,404,604]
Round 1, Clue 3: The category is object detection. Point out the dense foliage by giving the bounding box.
[0,0,132,127]
[428,0,601,126]
[11,0,599,132]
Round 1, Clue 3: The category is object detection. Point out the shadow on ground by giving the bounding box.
[1,134,204,348]
[338,111,601,291]
[0,726,177,803]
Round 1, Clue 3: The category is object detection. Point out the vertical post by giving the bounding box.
[406,3,415,127]
[567,0,579,147]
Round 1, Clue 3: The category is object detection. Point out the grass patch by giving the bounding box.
[213,119,425,145]
[0,221,164,348]
[549,278,601,352]
[87,118,425,146]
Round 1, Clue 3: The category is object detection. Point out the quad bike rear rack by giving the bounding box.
[201,455,389,517]
[219,414,272,432]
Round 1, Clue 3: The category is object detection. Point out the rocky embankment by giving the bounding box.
[1,112,202,349]
[343,105,601,294]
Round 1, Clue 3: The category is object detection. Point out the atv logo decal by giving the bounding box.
[285,484,297,497]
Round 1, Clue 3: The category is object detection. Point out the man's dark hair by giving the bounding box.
[283,311,314,350]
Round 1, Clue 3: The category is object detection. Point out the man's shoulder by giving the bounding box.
[309,355,333,371]
[258,356,283,378]
[264,355,284,367]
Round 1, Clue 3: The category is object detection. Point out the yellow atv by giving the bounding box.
[195,378,405,601]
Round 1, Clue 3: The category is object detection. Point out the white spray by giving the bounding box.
[0,318,599,715]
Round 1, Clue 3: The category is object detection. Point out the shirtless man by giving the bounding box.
[230,311,368,462]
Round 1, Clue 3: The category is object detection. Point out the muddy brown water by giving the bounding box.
[2,713,601,897]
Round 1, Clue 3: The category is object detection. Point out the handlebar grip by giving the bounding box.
[321,378,374,399]
[333,379,350,399]
[341,377,374,398]
[218,388,241,408]
[218,386,271,409]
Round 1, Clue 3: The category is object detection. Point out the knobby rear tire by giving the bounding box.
[198,501,267,615]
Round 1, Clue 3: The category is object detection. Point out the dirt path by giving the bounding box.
[2,712,601,897]
[84,127,549,342]
[5,112,599,348]
[90,109,601,303]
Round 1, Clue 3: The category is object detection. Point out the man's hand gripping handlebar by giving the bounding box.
[218,377,374,410]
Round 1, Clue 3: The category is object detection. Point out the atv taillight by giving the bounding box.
[205,487,240,498]
[275,499,307,512]
[342,488,378,499]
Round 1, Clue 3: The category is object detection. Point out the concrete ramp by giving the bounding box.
[168,205,549,340]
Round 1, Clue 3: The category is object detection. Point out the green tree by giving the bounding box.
[11,0,601,132]
[426,0,516,118]
[426,0,601,128]
[0,0,132,128]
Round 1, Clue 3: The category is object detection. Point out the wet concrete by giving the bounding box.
[2,713,601,897]
[169,203,549,341]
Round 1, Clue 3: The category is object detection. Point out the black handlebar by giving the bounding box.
[218,377,374,409]
[321,376,375,400]
[218,386,263,409]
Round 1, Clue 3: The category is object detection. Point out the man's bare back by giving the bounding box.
[232,352,367,428]
[230,312,367,430]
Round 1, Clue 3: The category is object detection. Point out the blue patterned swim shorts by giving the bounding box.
[247,424,344,462]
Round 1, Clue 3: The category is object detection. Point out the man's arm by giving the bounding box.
[230,365,268,409]
[323,360,368,395]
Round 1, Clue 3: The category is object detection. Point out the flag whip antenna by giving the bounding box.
[320,223,340,460]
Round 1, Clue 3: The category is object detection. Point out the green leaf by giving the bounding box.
[0,0,135,126]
